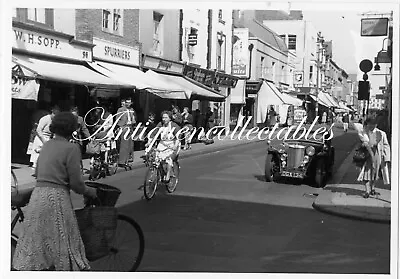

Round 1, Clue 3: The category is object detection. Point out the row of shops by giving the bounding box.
[11,21,352,164]
[11,22,242,163]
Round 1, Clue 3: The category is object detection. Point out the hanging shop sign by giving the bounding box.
[12,24,92,62]
[188,34,198,46]
[183,65,215,87]
[11,73,40,101]
[232,28,249,77]
[142,54,184,74]
[93,38,140,66]
[215,72,238,88]
[361,18,389,37]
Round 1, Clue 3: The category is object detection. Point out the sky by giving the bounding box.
[302,10,391,77]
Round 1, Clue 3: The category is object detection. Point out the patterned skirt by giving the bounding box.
[357,148,380,182]
[12,186,90,271]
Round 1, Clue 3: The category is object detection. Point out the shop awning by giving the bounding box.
[12,55,128,88]
[230,79,246,104]
[144,70,225,102]
[338,102,352,111]
[266,81,303,106]
[256,81,285,123]
[88,61,188,98]
[324,93,340,108]
[309,94,331,107]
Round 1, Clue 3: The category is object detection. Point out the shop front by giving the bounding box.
[11,22,126,163]
[245,81,262,128]
[182,64,238,129]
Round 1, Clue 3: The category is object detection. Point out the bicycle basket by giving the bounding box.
[75,206,118,261]
[86,140,101,155]
[85,181,122,207]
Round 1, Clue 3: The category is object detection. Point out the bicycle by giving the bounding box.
[88,138,119,181]
[11,181,33,270]
[142,147,180,200]
[77,181,145,271]
[11,181,145,272]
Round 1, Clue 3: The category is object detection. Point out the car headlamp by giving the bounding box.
[305,146,315,156]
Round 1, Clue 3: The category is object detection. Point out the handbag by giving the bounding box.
[352,145,370,164]
[86,140,101,155]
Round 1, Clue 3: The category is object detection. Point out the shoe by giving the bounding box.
[370,190,380,196]
[363,192,370,199]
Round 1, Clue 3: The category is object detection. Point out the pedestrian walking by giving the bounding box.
[70,106,91,153]
[322,111,327,124]
[116,97,136,167]
[354,117,391,199]
[342,113,350,132]
[171,105,183,126]
[30,105,60,174]
[205,107,215,131]
[181,107,194,150]
[13,112,97,271]
[267,106,277,128]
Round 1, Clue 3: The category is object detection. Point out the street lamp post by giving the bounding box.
[315,33,324,120]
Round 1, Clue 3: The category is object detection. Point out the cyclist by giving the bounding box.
[146,111,181,182]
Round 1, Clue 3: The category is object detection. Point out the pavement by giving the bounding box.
[313,144,391,223]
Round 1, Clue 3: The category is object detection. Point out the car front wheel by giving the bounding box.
[315,158,327,188]
[265,154,280,182]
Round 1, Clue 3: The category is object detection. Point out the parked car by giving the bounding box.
[264,136,335,188]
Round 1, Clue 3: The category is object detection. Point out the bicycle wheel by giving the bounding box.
[11,236,17,270]
[89,215,145,272]
[107,149,119,175]
[166,161,180,193]
[143,167,158,200]
[11,170,18,192]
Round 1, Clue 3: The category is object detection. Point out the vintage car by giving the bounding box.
[264,136,335,188]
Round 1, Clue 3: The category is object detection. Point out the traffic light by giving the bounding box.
[358,81,370,100]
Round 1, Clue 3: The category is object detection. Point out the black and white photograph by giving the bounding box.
[1,0,399,277]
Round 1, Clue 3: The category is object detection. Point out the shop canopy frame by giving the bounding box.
[87,61,190,99]
[143,70,226,102]
[309,93,331,108]
[12,55,131,88]
[266,81,304,106]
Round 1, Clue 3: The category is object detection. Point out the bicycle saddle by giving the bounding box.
[11,187,34,208]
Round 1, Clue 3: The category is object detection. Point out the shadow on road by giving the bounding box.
[116,192,390,273]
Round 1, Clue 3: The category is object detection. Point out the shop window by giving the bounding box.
[280,34,286,44]
[216,33,226,71]
[260,56,265,78]
[218,9,225,24]
[153,11,164,57]
[309,65,313,81]
[271,61,276,82]
[102,9,123,36]
[288,34,296,50]
[17,8,54,28]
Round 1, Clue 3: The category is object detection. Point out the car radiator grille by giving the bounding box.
[286,145,305,168]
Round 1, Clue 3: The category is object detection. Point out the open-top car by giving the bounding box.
[264,135,335,188]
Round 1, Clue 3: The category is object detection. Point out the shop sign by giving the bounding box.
[143,55,184,74]
[188,34,198,46]
[93,38,140,66]
[12,26,92,62]
[361,18,389,37]
[184,65,215,87]
[215,73,238,87]
[232,28,249,77]
[11,73,40,101]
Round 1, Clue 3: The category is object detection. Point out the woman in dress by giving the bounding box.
[13,112,97,271]
[147,111,181,182]
[354,117,391,198]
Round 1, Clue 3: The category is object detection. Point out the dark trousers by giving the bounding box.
[118,126,134,164]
